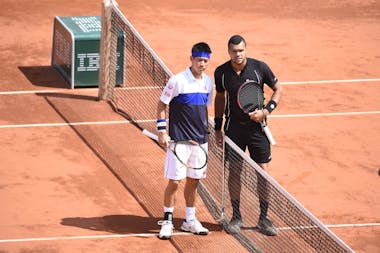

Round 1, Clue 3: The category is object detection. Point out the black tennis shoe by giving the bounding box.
[225,218,242,234]
[257,217,277,236]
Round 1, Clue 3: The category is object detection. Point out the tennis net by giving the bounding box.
[98,1,354,252]
[203,131,355,252]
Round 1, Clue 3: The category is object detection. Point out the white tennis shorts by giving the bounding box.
[164,142,208,180]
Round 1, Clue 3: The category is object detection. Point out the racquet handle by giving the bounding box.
[142,129,159,141]
[263,125,276,145]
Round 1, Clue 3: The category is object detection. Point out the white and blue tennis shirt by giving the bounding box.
[160,67,213,144]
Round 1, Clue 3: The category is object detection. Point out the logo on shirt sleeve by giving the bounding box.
[164,91,171,97]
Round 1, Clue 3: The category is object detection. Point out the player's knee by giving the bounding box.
[167,179,181,191]
[186,177,200,187]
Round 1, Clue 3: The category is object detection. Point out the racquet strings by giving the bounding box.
[173,141,207,169]
[237,82,276,145]
[238,82,263,113]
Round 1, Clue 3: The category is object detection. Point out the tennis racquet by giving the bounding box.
[237,79,276,145]
[142,129,208,170]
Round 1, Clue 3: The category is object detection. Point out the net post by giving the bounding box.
[98,0,115,101]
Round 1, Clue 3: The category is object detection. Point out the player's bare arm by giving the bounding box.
[156,100,169,147]
[214,91,226,145]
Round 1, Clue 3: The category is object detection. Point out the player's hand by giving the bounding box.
[158,132,169,148]
[215,130,223,147]
[249,109,266,122]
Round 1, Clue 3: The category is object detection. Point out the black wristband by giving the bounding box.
[265,100,277,113]
[214,117,223,131]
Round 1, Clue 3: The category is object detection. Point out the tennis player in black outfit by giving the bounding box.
[214,35,282,236]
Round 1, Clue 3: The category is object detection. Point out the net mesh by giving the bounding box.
[212,136,354,252]
[99,1,171,132]
[98,2,354,252]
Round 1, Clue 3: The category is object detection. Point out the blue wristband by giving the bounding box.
[157,119,167,132]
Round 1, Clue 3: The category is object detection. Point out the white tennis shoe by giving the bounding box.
[180,219,209,235]
[158,220,174,239]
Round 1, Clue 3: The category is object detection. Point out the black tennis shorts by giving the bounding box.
[225,120,272,164]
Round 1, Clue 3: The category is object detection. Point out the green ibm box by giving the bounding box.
[51,16,124,88]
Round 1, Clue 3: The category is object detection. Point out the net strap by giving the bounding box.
[98,0,116,100]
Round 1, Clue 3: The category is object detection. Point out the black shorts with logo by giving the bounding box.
[225,119,271,164]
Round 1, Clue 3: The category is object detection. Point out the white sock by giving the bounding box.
[185,207,196,222]
[164,206,174,213]
[163,206,174,221]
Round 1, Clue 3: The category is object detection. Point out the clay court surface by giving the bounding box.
[0,0,379,252]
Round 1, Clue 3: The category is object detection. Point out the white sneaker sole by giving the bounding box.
[180,225,209,235]
[158,234,172,240]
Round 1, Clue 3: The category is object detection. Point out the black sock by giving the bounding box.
[231,199,241,220]
[164,212,173,221]
[259,200,269,219]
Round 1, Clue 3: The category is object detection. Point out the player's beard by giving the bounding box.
[233,56,246,66]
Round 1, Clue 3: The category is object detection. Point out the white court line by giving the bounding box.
[270,111,380,118]
[119,86,162,90]
[277,222,380,231]
[281,78,380,85]
[0,222,377,243]
[0,232,191,243]
[0,88,98,95]
[0,119,158,129]
[0,120,131,129]
[1,111,379,129]
[327,223,380,228]
[0,78,379,95]
[0,90,61,95]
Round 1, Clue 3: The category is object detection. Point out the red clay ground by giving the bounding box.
[0,0,379,252]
